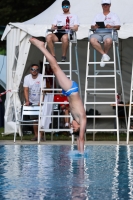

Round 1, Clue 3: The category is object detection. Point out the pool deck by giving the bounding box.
[0,140,133,145]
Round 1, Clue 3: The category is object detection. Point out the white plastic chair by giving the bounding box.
[14,105,40,142]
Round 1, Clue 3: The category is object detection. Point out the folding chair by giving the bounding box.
[14,105,40,142]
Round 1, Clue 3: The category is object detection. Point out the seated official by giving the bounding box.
[90,0,121,67]
[46,0,79,62]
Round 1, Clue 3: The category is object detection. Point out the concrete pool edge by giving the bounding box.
[0,140,133,145]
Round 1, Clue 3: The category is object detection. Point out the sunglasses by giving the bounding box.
[102,3,110,6]
[62,5,70,9]
[31,68,39,72]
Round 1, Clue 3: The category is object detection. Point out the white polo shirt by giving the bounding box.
[23,73,46,104]
[91,12,121,26]
[52,13,79,27]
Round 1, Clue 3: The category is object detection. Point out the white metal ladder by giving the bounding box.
[84,29,127,144]
[38,30,81,143]
[127,62,133,144]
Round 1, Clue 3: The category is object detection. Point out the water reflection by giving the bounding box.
[127,145,133,199]
[112,145,119,199]
[0,145,133,199]
[117,146,130,199]
[70,155,88,199]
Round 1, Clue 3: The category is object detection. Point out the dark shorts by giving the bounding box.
[54,33,72,42]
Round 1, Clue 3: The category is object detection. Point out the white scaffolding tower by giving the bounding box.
[38,30,81,143]
[84,29,127,144]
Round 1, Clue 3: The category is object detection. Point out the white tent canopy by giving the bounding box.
[2,0,133,40]
[1,0,133,134]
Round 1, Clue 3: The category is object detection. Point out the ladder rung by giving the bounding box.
[86,115,117,118]
[88,61,114,64]
[87,75,115,78]
[89,93,115,95]
[85,102,116,104]
[43,75,70,78]
[42,88,62,91]
[86,129,117,132]
[39,115,70,117]
[40,115,118,118]
[86,88,115,91]
[43,75,55,77]
[44,62,70,64]
[95,70,119,73]
[53,41,77,44]
[43,102,69,104]
[42,93,62,95]
[43,70,77,73]
[41,101,69,104]
[128,129,133,132]
[39,128,72,131]
[63,70,77,72]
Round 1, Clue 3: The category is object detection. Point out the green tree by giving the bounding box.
[0,0,55,25]
[0,0,56,53]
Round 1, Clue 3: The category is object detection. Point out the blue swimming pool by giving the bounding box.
[0,145,132,200]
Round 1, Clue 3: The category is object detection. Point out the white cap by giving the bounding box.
[101,0,111,4]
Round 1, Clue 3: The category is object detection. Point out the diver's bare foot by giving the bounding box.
[29,37,45,48]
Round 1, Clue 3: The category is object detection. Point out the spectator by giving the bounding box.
[23,64,46,141]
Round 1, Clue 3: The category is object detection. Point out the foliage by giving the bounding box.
[0,0,55,25]
[0,128,129,141]
[0,48,6,55]
[0,0,55,53]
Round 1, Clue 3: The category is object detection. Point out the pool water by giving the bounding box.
[0,145,133,200]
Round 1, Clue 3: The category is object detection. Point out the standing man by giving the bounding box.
[23,64,46,141]
[29,38,86,153]
[46,0,79,62]
[90,0,121,67]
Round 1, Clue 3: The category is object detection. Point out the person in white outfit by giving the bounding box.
[23,64,46,141]
[90,0,121,67]
[46,0,79,62]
